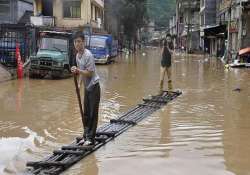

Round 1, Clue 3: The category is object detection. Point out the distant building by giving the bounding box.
[147,21,156,34]
[138,20,156,44]
[169,15,177,48]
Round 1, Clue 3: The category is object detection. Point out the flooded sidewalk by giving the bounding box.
[0,49,250,175]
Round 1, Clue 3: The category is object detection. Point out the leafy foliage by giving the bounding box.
[147,0,176,28]
[105,0,175,48]
[119,0,148,40]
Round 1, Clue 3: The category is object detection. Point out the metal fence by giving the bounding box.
[0,24,35,67]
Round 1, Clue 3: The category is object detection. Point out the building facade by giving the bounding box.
[200,0,217,54]
[215,0,250,60]
[32,0,104,29]
[176,0,200,52]
[172,0,249,61]
[203,0,250,59]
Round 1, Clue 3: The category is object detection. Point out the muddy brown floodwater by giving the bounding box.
[0,48,250,175]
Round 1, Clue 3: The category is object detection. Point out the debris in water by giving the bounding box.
[233,88,241,92]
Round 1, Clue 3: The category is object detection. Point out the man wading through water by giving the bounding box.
[71,32,100,146]
[159,34,174,93]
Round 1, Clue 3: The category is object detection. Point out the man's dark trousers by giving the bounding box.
[83,83,100,143]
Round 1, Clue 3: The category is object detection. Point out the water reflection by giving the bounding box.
[159,107,171,158]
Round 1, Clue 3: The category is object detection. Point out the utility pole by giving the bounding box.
[226,0,232,63]
[176,0,180,49]
[238,0,243,51]
[187,0,191,54]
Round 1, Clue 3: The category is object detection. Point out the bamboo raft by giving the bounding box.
[26,90,182,175]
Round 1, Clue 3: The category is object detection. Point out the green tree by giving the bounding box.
[118,0,149,50]
[106,0,175,49]
[147,0,176,29]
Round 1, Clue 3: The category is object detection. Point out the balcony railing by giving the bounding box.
[30,16,55,27]
[91,0,104,8]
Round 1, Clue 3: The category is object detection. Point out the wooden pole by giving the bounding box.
[73,74,85,127]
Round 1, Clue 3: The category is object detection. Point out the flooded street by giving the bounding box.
[0,48,250,175]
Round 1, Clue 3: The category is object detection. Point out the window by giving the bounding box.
[87,37,106,48]
[0,0,10,16]
[41,38,68,52]
[63,1,81,18]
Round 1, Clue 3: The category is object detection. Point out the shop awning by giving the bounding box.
[204,25,227,37]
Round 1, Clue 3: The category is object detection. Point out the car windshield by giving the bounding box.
[40,37,68,52]
[87,37,106,48]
